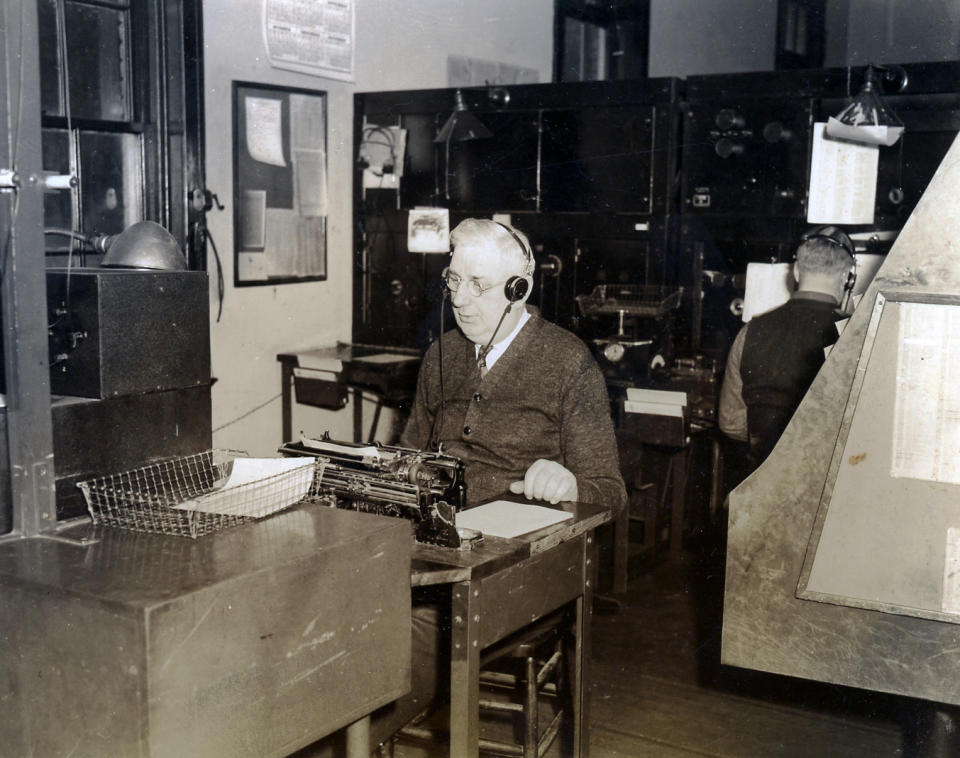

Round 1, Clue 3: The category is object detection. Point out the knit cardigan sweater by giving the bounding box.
[401,313,627,510]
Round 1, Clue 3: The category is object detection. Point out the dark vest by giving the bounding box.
[740,295,842,464]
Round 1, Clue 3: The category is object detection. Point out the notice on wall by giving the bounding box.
[891,302,960,484]
[264,0,355,82]
[407,208,450,254]
[942,528,960,615]
[245,97,286,166]
[807,122,878,225]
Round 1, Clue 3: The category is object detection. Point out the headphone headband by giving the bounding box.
[800,227,856,260]
[494,221,532,263]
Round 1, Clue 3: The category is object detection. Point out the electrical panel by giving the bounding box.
[681,98,812,218]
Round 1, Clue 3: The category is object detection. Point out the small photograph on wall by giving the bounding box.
[233,81,328,286]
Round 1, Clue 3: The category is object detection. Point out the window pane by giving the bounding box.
[38,0,63,116]
[65,1,129,121]
[562,17,606,82]
[165,0,185,125]
[562,17,584,82]
[79,131,141,235]
[42,128,73,236]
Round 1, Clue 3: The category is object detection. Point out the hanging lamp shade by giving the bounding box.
[433,89,492,143]
[825,65,905,147]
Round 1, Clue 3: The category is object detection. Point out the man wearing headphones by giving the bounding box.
[402,217,626,508]
[718,225,856,470]
[369,218,626,749]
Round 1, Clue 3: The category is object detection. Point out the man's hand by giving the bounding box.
[509,459,578,504]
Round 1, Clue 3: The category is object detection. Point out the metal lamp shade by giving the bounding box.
[101,220,187,271]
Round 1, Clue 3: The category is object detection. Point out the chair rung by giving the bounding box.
[536,710,564,758]
[480,670,517,688]
[537,649,562,687]
[478,697,523,714]
[396,724,435,743]
[478,736,524,757]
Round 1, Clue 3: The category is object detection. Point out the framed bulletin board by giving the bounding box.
[232,81,328,286]
[798,291,960,624]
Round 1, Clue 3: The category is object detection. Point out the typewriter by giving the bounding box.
[279,433,479,549]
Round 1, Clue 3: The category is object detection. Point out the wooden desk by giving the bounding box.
[410,499,610,758]
[0,506,412,758]
[277,342,421,444]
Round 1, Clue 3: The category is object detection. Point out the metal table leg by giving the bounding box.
[449,580,481,758]
[345,715,371,758]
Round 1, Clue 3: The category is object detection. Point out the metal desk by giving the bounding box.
[0,506,412,758]
[277,342,421,444]
[410,499,611,758]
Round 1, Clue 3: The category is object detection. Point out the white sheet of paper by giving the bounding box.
[297,349,343,372]
[807,122,878,224]
[301,434,382,460]
[943,528,960,615]
[176,457,315,517]
[455,500,573,539]
[825,117,904,147]
[245,96,286,166]
[742,263,793,322]
[350,353,420,364]
[891,302,960,484]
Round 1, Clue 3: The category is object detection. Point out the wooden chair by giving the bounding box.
[393,608,572,758]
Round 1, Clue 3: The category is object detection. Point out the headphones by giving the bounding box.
[798,225,857,292]
[495,222,532,303]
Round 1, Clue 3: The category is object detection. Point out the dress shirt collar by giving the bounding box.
[475,308,531,370]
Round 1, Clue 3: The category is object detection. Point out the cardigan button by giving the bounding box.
[463,425,471,435]
[473,393,482,402]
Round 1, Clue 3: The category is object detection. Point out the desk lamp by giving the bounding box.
[92,220,187,270]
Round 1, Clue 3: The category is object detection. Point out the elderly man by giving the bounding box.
[402,217,626,508]
[718,225,856,470]
[370,218,626,749]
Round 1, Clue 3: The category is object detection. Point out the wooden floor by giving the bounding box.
[588,537,905,757]
[395,520,909,757]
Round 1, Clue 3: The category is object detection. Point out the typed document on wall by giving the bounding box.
[807,122,878,225]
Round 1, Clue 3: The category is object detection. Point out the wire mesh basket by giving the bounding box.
[77,450,325,539]
[576,285,684,319]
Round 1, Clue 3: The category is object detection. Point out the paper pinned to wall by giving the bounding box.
[408,208,450,253]
[240,189,267,249]
[891,302,960,484]
[943,528,960,615]
[264,0,355,82]
[245,97,286,167]
[807,122,878,225]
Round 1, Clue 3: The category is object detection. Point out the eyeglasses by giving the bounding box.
[441,267,504,298]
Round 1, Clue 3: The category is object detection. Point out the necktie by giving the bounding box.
[478,350,489,379]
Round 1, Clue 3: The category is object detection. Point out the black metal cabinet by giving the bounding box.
[354,80,684,350]
[541,105,658,213]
